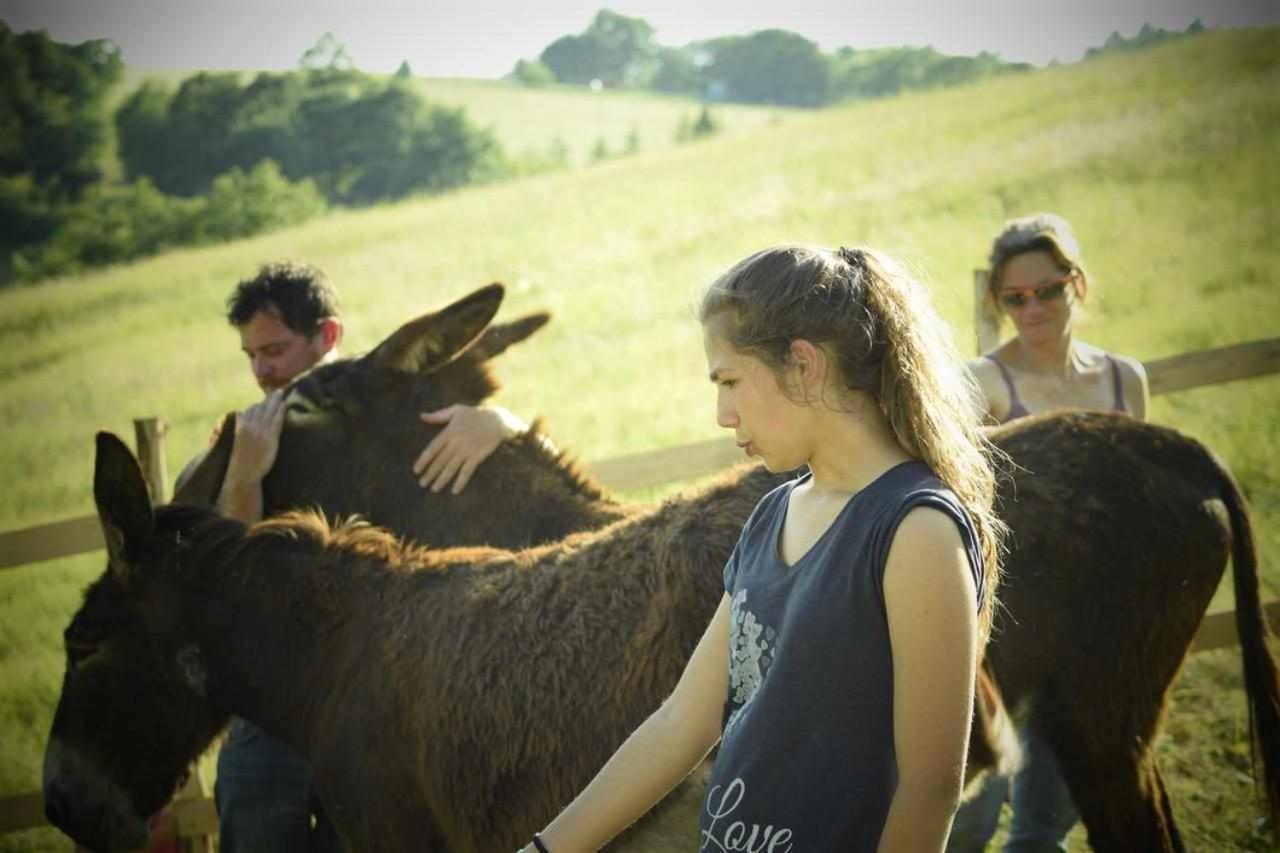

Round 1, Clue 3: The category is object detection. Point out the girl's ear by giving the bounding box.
[788,338,826,402]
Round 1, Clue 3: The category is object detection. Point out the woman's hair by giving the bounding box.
[987,211,1087,297]
[699,244,1005,640]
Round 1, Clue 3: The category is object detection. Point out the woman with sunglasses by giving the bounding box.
[950,212,1149,852]
[968,212,1148,426]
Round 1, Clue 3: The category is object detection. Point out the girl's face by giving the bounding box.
[996,250,1081,347]
[703,324,812,473]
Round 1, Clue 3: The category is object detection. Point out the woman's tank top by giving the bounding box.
[986,352,1127,424]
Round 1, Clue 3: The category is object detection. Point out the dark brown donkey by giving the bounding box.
[47,285,1278,851]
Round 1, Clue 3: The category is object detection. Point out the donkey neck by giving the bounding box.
[182,519,391,756]
[371,428,635,550]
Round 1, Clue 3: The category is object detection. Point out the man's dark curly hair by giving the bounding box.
[226,262,340,337]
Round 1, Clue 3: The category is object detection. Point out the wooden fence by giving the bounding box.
[2,307,1278,846]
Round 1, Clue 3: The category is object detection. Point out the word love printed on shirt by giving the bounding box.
[700,778,794,853]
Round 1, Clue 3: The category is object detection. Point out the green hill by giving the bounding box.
[2,28,1278,851]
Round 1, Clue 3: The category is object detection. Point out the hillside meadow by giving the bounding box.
[107,67,786,179]
[3,27,1279,851]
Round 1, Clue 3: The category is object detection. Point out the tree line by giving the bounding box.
[1,27,500,285]
[512,10,1032,106]
[513,10,1211,106]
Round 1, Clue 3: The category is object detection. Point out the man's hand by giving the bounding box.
[414,405,526,494]
[218,390,287,522]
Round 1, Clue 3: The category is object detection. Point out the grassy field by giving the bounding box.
[3,27,1279,850]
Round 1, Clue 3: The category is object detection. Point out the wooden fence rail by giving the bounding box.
[2,339,1278,845]
[5,337,1279,572]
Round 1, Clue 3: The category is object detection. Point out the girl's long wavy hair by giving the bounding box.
[699,244,1006,642]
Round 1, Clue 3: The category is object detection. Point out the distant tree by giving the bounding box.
[651,46,704,95]
[0,25,122,195]
[300,32,354,71]
[1084,21,1204,59]
[117,72,244,196]
[540,34,602,86]
[511,58,556,87]
[115,81,173,182]
[833,46,944,100]
[590,137,610,162]
[225,71,309,176]
[539,9,655,88]
[12,178,201,280]
[13,162,326,282]
[692,105,718,137]
[585,9,655,86]
[199,160,326,240]
[395,60,413,78]
[674,107,718,142]
[624,125,641,155]
[0,23,122,269]
[705,29,830,106]
[116,68,499,208]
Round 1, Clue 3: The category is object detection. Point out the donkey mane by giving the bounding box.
[508,418,615,504]
[250,511,475,575]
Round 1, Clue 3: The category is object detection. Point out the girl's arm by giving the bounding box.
[523,593,733,853]
[877,507,980,853]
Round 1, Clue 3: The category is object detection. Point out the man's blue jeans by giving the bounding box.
[214,718,343,853]
[947,724,1078,853]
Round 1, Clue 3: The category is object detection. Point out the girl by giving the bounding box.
[519,245,1004,852]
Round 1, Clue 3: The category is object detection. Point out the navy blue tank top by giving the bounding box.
[698,461,983,852]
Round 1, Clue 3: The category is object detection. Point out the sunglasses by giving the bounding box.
[997,274,1074,309]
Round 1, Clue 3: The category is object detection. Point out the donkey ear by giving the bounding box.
[368,283,504,375]
[94,432,155,585]
[467,311,551,363]
[172,412,237,508]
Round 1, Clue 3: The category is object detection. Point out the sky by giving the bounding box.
[2,0,1277,78]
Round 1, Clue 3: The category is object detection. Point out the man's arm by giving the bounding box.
[218,390,286,523]
[414,404,529,494]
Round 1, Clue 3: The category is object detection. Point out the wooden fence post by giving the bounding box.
[133,417,169,505]
[974,268,1000,356]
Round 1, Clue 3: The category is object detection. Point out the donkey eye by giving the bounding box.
[65,638,98,667]
[63,624,102,665]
